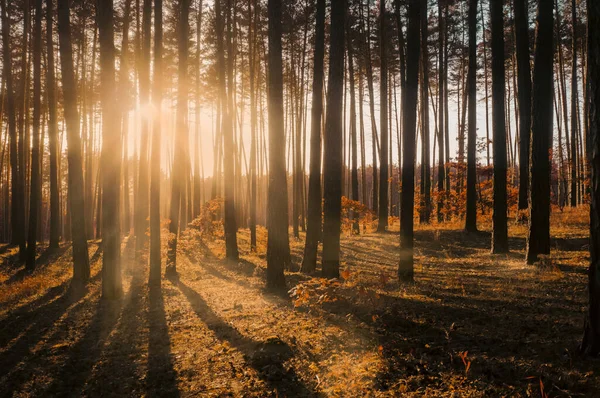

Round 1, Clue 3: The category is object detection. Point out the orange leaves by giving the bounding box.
[458,351,471,375]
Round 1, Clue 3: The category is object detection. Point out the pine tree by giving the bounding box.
[301,0,325,273]
[57,0,91,285]
[526,0,554,264]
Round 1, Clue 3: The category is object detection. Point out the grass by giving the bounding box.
[0,206,597,397]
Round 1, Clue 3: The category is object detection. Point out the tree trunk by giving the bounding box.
[149,0,162,285]
[223,0,239,261]
[321,0,345,279]
[526,0,553,264]
[301,0,325,274]
[437,0,445,223]
[26,0,43,270]
[465,0,478,232]
[581,0,600,355]
[420,0,431,224]
[347,12,359,235]
[57,0,90,285]
[166,0,190,275]
[490,0,508,254]
[377,0,388,232]
[46,0,60,249]
[249,0,258,250]
[1,0,26,258]
[135,0,152,257]
[98,0,123,299]
[570,0,578,207]
[398,0,420,282]
[266,0,291,287]
[514,0,532,211]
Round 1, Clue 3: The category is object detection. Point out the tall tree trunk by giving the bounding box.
[398,0,420,282]
[377,0,388,232]
[465,0,478,232]
[514,0,532,211]
[301,0,325,274]
[26,0,43,270]
[135,0,152,257]
[526,0,553,264]
[321,0,345,279]
[149,0,162,285]
[223,0,239,261]
[570,0,578,207]
[266,0,291,287]
[437,0,445,223]
[1,0,25,258]
[249,0,258,250]
[121,0,132,235]
[420,0,431,224]
[57,0,90,285]
[46,0,60,249]
[490,0,508,254]
[581,0,600,355]
[166,0,190,275]
[98,0,123,299]
[193,0,203,219]
[347,12,359,235]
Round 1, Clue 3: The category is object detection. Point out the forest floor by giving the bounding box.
[1,207,599,397]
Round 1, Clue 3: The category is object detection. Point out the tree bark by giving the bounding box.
[514,0,532,211]
[26,0,43,270]
[301,0,325,274]
[98,0,123,299]
[266,0,291,287]
[582,0,600,355]
[490,0,508,254]
[377,0,388,232]
[57,0,90,284]
[149,0,162,285]
[398,0,420,282]
[465,0,478,232]
[526,0,553,264]
[46,0,60,248]
[321,0,345,279]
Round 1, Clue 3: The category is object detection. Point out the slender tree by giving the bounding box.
[57,0,90,285]
[398,0,420,282]
[166,0,191,275]
[465,0,478,232]
[135,0,152,256]
[222,0,239,261]
[377,0,388,232]
[570,0,578,207]
[1,0,25,259]
[490,0,508,253]
[526,0,554,264]
[46,0,60,249]
[149,0,162,285]
[98,0,123,298]
[266,0,291,287]
[420,0,431,224]
[26,0,43,270]
[581,0,600,355]
[301,0,325,273]
[321,0,345,279]
[437,0,446,223]
[347,9,360,235]
[514,0,532,212]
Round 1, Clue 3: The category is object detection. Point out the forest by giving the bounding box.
[0,0,600,395]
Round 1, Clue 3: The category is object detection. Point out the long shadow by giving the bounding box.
[42,296,122,396]
[81,270,148,396]
[146,284,180,397]
[2,246,69,285]
[0,283,92,395]
[170,276,318,397]
[0,243,13,256]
